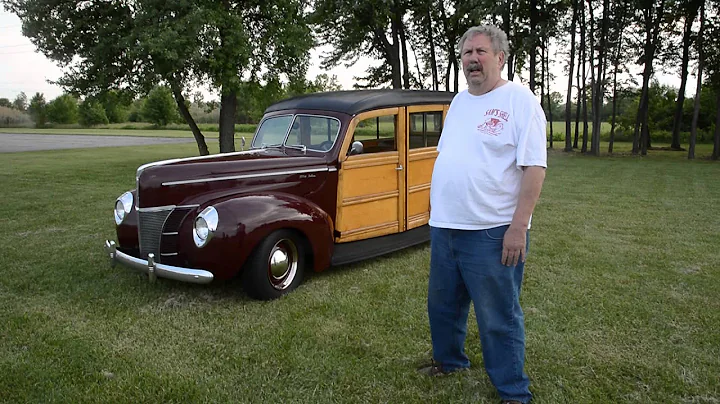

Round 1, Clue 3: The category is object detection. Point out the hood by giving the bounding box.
[136,148,330,208]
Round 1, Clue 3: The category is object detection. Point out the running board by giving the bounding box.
[330,225,430,266]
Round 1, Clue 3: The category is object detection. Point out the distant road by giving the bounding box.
[0,133,195,153]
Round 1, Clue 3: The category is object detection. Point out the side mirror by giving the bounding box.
[349,141,364,156]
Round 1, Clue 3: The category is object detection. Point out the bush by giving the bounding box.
[0,106,33,127]
[142,86,179,127]
[79,99,109,126]
[28,92,47,128]
[46,94,79,124]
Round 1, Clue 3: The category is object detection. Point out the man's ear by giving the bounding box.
[497,51,506,69]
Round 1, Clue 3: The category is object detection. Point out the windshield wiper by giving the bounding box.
[285,144,307,153]
[261,143,283,149]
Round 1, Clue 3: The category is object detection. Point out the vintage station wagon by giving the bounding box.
[105,89,455,299]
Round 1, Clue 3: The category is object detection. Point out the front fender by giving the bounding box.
[178,192,334,280]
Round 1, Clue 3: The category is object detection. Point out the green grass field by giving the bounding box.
[0,144,718,403]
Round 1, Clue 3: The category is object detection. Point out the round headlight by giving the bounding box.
[195,217,209,241]
[114,191,134,225]
[193,206,219,248]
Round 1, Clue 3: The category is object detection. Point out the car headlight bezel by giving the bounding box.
[114,191,134,225]
[193,206,219,248]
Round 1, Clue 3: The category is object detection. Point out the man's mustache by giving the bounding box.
[467,62,482,72]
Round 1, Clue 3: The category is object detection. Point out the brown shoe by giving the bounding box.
[417,360,465,376]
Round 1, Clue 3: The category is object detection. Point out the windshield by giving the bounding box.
[252,114,341,152]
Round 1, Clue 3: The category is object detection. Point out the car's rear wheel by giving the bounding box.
[242,230,306,300]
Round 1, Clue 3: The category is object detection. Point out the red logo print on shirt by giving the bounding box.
[477,109,510,136]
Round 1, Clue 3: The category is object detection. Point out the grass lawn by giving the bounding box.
[0,143,718,403]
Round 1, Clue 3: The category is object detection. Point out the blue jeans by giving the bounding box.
[428,225,531,403]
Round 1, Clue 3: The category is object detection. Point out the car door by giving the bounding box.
[405,105,448,230]
[335,108,406,242]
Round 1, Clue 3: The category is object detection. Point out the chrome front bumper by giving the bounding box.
[104,240,214,284]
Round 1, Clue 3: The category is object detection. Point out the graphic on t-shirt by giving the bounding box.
[477,109,510,136]
[477,118,504,135]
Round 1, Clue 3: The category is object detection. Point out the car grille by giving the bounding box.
[138,206,195,260]
[138,209,173,259]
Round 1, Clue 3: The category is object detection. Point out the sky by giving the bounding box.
[1,11,692,104]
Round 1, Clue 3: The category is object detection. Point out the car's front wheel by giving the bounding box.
[242,230,306,300]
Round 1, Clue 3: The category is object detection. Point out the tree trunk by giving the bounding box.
[586,0,597,155]
[633,84,647,154]
[591,0,608,156]
[544,38,554,148]
[453,57,459,92]
[170,81,209,156]
[445,62,452,92]
[503,0,515,81]
[390,23,403,89]
[565,0,578,152]
[426,9,439,91]
[634,6,653,155]
[574,51,581,149]
[689,2,705,160]
[671,4,699,150]
[529,0,538,94]
[398,11,411,89]
[713,91,720,160]
[219,89,237,153]
[608,27,623,154]
[580,0,589,153]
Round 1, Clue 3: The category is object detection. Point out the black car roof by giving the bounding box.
[264,89,457,116]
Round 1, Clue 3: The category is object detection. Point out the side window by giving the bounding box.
[409,111,443,149]
[352,114,397,154]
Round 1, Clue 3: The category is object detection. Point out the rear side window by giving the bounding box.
[409,111,443,149]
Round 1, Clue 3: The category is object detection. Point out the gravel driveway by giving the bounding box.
[0,133,195,153]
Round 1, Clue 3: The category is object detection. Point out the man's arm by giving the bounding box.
[502,165,546,266]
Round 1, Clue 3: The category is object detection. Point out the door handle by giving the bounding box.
[396,165,403,171]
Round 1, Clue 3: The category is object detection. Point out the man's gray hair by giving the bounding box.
[457,25,510,69]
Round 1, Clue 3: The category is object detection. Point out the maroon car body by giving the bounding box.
[105,89,455,299]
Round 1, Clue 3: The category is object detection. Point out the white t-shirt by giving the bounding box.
[429,82,547,230]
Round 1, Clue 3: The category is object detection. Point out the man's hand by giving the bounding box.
[502,225,526,267]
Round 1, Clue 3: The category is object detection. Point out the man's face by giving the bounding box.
[461,33,504,87]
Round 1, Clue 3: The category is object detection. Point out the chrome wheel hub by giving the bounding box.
[268,239,298,290]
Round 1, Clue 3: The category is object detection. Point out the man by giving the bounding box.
[419,25,547,404]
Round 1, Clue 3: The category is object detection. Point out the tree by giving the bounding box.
[688,1,705,160]
[13,92,27,111]
[608,0,632,154]
[705,2,720,160]
[669,0,703,150]
[6,0,313,156]
[98,90,131,123]
[142,86,179,127]
[46,94,79,124]
[79,99,109,127]
[564,0,578,152]
[589,0,610,156]
[312,0,410,89]
[27,92,46,128]
[0,98,12,108]
[631,0,667,155]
